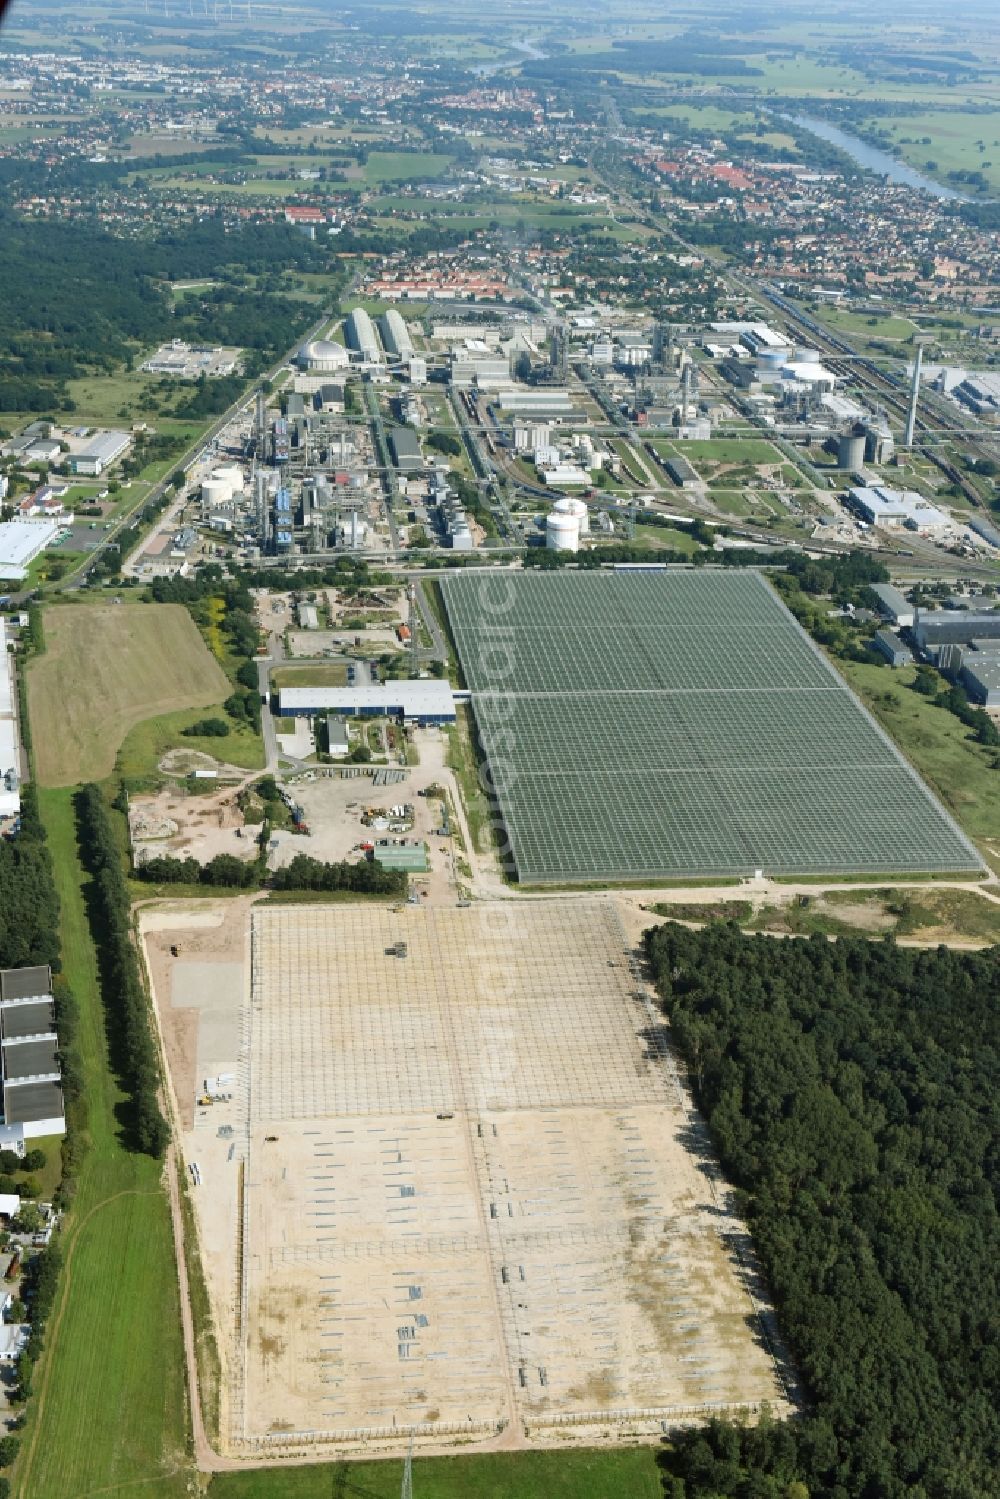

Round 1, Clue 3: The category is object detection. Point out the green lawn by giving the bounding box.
[707,489,754,515]
[208,1446,662,1499]
[116,703,265,788]
[672,439,785,467]
[633,523,700,553]
[13,788,189,1499]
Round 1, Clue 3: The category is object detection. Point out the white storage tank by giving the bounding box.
[201,477,231,509]
[553,494,589,534]
[758,349,788,373]
[546,510,580,552]
[795,347,821,365]
[213,463,244,495]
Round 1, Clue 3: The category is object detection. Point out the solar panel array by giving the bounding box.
[441,570,983,882]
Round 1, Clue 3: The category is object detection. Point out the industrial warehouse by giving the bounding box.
[0,966,66,1144]
[441,570,983,883]
[275,680,456,723]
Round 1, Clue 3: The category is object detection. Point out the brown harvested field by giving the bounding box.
[28,603,230,786]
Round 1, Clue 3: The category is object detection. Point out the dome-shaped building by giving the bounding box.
[296,338,349,373]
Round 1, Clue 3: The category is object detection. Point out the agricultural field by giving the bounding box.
[441,571,982,883]
[27,603,231,786]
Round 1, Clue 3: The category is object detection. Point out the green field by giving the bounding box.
[670,439,785,467]
[835,658,1000,864]
[363,150,454,184]
[633,523,701,553]
[13,788,189,1499]
[207,1447,662,1499]
[860,109,1000,195]
[271,662,349,688]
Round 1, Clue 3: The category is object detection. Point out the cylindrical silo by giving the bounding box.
[837,428,867,470]
[758,349,788,374]
[554,495,590,535]
[546,511,580,552]
[201,477,231,509]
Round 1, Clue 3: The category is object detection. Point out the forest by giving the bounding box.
[0,211,331,414]
[644,921,999,1499]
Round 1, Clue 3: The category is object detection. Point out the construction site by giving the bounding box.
[142,897,789,1462]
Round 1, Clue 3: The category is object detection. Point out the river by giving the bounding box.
[790,114,971,202]
[472,38,547,79]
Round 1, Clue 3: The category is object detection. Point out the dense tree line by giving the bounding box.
[135,850,406,897]
[75,785,169,1157]
[271,854,406,895]
[0,786,60,973]
[135,853,260,888]
[644,921,1000,1499]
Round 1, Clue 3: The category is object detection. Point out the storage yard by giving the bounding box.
[144,899,787,1458]
[441,570,983,882]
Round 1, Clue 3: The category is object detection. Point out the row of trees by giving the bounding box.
[76,786,169,1157]
[135,850,406,897]
[645,921,1000,1499]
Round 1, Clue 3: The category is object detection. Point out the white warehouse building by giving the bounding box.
[0,519,60,581]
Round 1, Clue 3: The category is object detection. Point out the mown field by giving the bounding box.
[28,604,231,786]
[207,1447,663,1499]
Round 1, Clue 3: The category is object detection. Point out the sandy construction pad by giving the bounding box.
[145,897,787,1459]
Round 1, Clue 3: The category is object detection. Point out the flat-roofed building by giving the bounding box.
[67,429,131,476]
[389,428,423,472]
[872,628,911,667]
[326,718,350,758]
[848,486,949,532]
[960,657,1000,707]
[0,519,59,581]
[0,966,64,1140]
[869,582,914,629]
[915,610,1000,651]
[277,680,456,724]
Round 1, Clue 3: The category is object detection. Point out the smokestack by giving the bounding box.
[904,344,923,447]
